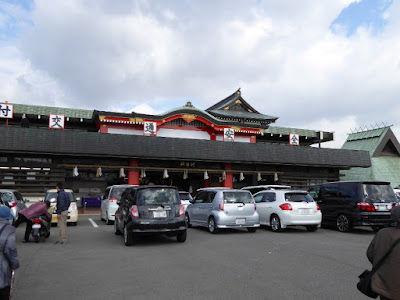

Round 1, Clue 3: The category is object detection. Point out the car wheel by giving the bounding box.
[336,214,352,232]
[247,227,257,233]
[124,224,134,246]
[177,230,187,242]
[208,217,219,234]
[105,214,112,225]
[306,225,319,232]
[114,220,122,235]
[270,215,282,232]
[71,222,77,226]
[371,225,384,232]
[185,213,192,228]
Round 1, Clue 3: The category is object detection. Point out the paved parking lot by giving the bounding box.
[12,215,374,300]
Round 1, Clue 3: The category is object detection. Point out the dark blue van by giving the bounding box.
[308,181,398,232]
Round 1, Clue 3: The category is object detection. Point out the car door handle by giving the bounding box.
[209,206,213,209]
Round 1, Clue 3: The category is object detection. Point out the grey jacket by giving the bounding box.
[0,218,19,288]
[367,227,400,299]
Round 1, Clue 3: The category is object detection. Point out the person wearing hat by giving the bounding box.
[0,206,19,299]
[367,205,400,300]
[21,114,29,128]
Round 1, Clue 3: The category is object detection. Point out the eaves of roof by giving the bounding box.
[0,127,371,169]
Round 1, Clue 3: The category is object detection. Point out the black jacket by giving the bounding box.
[56,189,70,214]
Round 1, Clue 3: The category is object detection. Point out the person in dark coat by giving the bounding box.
[367,205,400,300]
[13,201,51,243]
[20,114,29,128]
[55,182,70,245]
[0,206,19,300]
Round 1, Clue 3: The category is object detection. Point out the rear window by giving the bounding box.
[363,183,398,203]
[45,192,76,202]
[223,191,253,203]
[179,193,192,200]
[110,187,127,200]
[137,188,180,205]
[285,193,314,203]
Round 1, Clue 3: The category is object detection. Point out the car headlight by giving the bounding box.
[69,204,77,211]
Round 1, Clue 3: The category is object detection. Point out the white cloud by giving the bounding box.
[1,0,400,148]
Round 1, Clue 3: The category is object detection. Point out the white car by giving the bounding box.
[179,191,193,211]
[45,189,78,225]
[241,185,291,195]
[101,185,136,225]
[253,190,321,232]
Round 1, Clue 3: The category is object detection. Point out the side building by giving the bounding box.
[0,89,370,200]
[341,126,400,188]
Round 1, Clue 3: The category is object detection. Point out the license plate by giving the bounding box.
[32,224,41,229]
[299,209,311,214]
[375,205,389,211]
[236,218,246,225]
[153,211,167,218]
[52,216,58,222]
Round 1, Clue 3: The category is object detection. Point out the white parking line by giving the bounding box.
[88,218,98,228]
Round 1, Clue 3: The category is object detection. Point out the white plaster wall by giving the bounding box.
[157,128,210,140]
[108,128,143,135]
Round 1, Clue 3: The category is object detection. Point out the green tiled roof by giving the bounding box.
[342,127,389,157]
[13,104,93,119]
[265,126,318,137]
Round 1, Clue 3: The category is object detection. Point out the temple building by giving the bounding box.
[0,89,370,199]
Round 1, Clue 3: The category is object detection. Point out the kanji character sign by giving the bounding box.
[0,103,13,119]
[144,121,157,136]
[289,133,300,146]
[224,128,235,141]
[49,114,65,129]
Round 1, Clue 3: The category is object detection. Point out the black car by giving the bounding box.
[309,181,399,232]
[114,185,187,246]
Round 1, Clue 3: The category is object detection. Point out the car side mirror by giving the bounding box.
[117,200,121,205]
[189,200,193,204]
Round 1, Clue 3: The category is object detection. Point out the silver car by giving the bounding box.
[0,189,26,221]
[185,188,260,233]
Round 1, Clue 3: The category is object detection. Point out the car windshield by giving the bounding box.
[285,193,314,203]
[137,188,180,205]
[363,183,398,203]
[223,191,253,203]
[179,193,192,200]
[110,188,126,200]
[45,192,76,202]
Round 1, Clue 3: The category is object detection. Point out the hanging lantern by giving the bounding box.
[120,168,126,178]
[257,172,262,181]
[73,166,79,177]
[96,167,102,177]
[141,169,146,178]
[239,172,245,181]
[183,170,188,179]
[204,171,209,180]
[222,171,226,181]
[163,169,169,179]
[274,172,279,182]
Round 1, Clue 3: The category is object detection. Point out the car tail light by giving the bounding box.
[130,205,139,218]
[10,201,17,207]
[316,204,321,210]
[279,203,293,211]
[219,199,224,211]
[33,219,40,224]
[357,202,376,211]
[109,197,118,203]
[179,204,185,217]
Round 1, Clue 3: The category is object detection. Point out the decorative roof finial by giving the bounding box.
[185,101,193,107]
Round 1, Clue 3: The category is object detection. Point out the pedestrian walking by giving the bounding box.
[366,205,400,300]
[0,206,19,300]
[20,114,29,128]
[55,182,70,245]
[13,201,51,243]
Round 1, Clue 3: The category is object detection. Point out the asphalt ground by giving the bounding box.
[12,215,374,300]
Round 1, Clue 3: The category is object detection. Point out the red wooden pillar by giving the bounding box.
[99,125,108,133]
[222,163,233,188]
[250,135,256,143]
[128,160,140,185]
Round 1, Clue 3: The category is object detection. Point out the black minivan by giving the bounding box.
[309,181,398,232]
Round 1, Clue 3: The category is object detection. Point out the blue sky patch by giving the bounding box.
[331,0,393,36]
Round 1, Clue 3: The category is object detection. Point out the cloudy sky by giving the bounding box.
[1,0,399,148]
